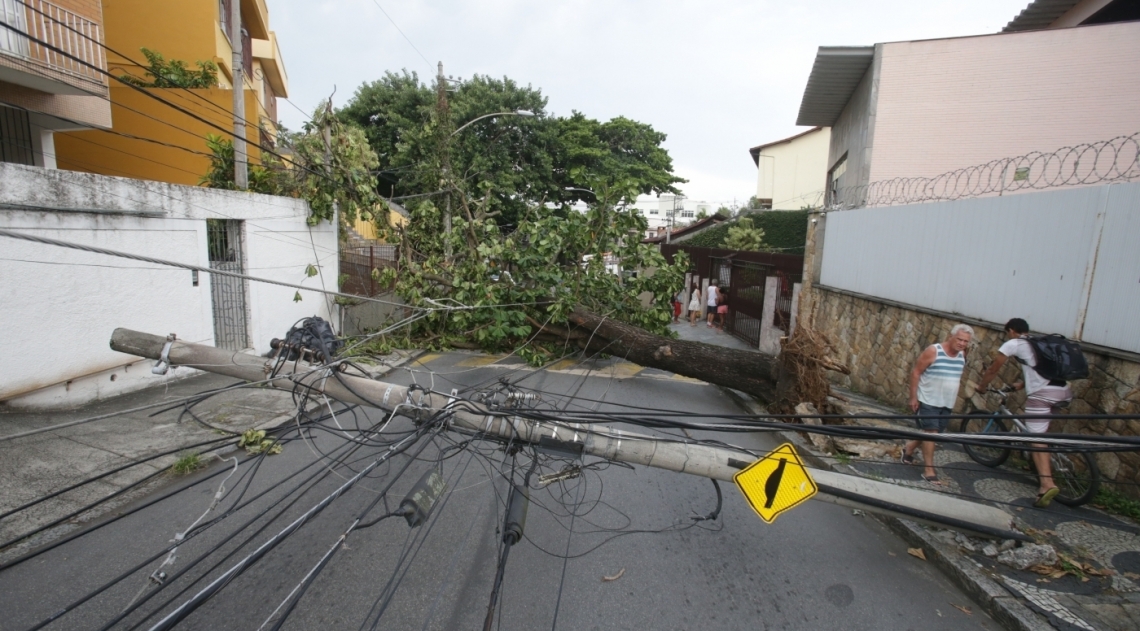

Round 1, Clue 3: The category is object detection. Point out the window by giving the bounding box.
[219,0,231,38]
[0,105,34,165]
[648,208,658,215]
[681,209,695,218]
[827,153,848,207]
[0,0,29,58]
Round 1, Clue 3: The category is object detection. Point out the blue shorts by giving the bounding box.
[915,402,952,433]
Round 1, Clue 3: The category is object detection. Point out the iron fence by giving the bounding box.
[339,245,397,297]
[207,219,249,350]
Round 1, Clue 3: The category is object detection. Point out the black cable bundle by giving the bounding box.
[272,317,342,362]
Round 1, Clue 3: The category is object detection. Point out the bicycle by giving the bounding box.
[955,387,1100,507]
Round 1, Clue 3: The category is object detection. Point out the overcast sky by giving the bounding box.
[270,0,1030,206]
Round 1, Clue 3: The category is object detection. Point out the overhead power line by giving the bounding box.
[0,228,407,309]
[0,230,539,313]
[368,0,434,71]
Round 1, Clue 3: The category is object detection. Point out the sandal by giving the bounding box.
[921,474,941,485]
[1034,487,1060,508]
[901,453,916,465]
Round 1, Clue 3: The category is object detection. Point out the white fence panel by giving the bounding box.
[1081,184,1140,352]
[819,182,1140,354]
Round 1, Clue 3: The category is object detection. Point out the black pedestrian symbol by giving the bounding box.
[764,458,787,509]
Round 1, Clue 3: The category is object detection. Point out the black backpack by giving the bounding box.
[1021,334,1089,382]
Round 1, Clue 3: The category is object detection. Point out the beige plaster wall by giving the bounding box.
[755,127,831,211]
[869,21,1140,184]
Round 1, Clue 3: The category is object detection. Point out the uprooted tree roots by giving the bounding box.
[770,325,850,416]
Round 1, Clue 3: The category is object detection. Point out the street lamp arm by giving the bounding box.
[451,110,535,137]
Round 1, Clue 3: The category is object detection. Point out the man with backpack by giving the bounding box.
[976,318,1083,508]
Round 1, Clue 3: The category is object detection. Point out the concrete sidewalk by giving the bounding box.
[671,320,1140,630]
[0,350,420,565]
[801,392,1140,631]
[669,319,758,352]
[0,372,300,563]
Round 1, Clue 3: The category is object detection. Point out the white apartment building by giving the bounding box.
[630,195,712,237]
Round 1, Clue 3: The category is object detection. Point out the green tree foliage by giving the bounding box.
[337,70,690,361]
[200,101,387,229]
[285,103,384,227]
[723,217,766,251]
[199,134,291,194]
[384,184,689,364]
[119,48,218,89]
[338,71,685,227]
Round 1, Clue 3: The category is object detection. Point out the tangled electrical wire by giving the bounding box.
[828,131,1140,210]
[3,318,1140,631]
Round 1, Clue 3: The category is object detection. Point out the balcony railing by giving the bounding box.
[0,0,107,90]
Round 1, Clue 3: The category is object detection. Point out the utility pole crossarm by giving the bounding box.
[108,329,1024,541]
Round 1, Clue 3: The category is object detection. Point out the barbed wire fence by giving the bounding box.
[827,131,1140,210]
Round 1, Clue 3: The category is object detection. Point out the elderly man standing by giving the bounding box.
[902,324,974,484]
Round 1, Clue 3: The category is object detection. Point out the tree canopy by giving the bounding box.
[338,71,685,226]
[723,217,766,251]
[201,101,385,228]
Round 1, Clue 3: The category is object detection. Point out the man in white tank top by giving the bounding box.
[902,324,974,484]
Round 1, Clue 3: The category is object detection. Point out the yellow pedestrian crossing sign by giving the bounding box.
[733,443,817,524]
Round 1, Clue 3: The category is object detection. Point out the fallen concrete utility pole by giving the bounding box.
[110,329,1025,541]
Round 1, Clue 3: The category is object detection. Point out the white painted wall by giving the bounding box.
[0,163,338,408]
[818,182,1140,354]
[755,127,831,211]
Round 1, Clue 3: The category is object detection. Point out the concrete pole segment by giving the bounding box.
[759,276,779,354]
[681,272,691,317]
[109,329,1022,539]
[700,278,709,320]
[789,283,802,337]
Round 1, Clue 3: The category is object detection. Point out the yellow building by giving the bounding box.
[54,0,288,185]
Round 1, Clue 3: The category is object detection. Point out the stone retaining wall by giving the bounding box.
[807,285,1140,496]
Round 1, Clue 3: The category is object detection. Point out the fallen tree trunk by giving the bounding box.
[566,306,788,404]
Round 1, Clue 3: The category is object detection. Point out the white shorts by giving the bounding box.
[1023,384,1073,434]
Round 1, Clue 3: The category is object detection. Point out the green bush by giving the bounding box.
[679,210,809,253]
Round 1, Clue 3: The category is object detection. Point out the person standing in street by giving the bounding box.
[902,324,974,484]
[976,318,1074,508]
[706,281,720,328]
[688,283,702,326]
[716,291,729,331]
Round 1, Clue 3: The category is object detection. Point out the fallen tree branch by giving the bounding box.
[567,305,782,403]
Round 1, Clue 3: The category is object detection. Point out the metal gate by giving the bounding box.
[207,219,249,350]
[725,260,773,348]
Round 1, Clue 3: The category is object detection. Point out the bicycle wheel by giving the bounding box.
[1051,452,1100,507]
[957,415,1012,467]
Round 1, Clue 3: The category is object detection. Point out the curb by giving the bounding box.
[719,386,1052,631]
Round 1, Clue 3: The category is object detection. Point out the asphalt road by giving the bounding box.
[0,352,998,630]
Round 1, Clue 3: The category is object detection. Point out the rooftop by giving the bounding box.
[748,127,824,166]
[794,47,874,127]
